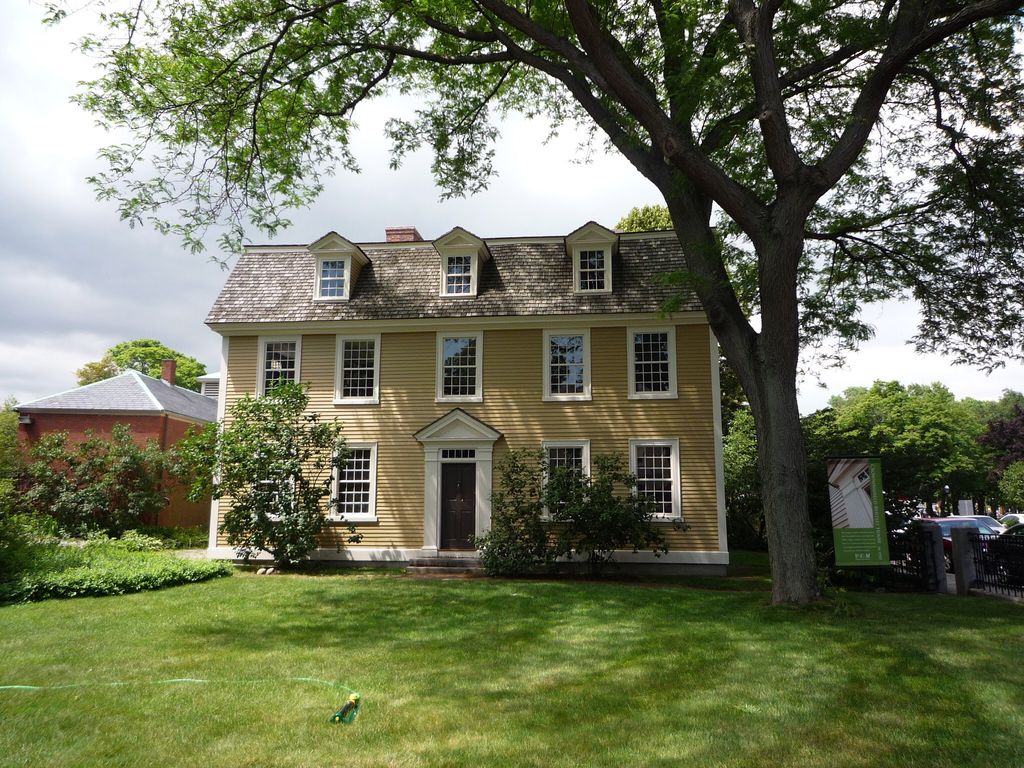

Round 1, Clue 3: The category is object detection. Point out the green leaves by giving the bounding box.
[188,382,361,566]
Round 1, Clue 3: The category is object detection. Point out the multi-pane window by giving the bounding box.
[633,332,670,392]
[444,255,473,295]
[631,440,680,518]
[336,336,379,403]
[628,327,676,399]
[546,332,589,399]
[262,339,298,394]
[334,445,376,521]
[578,249,607,291]
[546,445,586,475]
[441,449,476,460]
[437,333,482,401]
[318,259,346,298]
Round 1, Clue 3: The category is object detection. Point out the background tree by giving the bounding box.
[75,356,120,387]
[979,404,1024,478]
[76,339,208,391]
[179,383,361,566]
[616,204,673,232]
[0,397,19,489]
[998,461,1024,512]
[61,0,1024,602]
[827,382,992,512]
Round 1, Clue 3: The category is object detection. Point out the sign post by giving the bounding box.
[827,456,889,566]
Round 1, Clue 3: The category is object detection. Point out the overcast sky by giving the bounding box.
[2,1,1021,413]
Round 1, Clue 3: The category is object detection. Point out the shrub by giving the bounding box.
[132,525,208,549]
[178,383,361,567]
[83,530,166,552]
[0,541,231,603]
[20,425,173,536]
[545,453,672,576]
[472,450,552,576]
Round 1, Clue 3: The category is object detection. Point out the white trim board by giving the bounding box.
[205,546,729,565]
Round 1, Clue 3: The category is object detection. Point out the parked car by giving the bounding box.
[1000,523,1024,537]
[915,516,1003,572]
[958,515,1006,534]
[999,513,1023,528]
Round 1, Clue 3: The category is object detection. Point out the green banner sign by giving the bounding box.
[828,456,890,567]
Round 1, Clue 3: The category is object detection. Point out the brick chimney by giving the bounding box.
[385,226,423,243]
[160,359,177,386]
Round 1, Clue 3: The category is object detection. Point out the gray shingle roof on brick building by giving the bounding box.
[206,232,701,325]
[16,371,217,422]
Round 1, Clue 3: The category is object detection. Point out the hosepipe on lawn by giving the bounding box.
[0,677,361,724]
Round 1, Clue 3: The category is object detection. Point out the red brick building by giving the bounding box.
[15,361,217,528]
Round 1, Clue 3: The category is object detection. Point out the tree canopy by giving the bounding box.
[616,204,673,232]
[60,0,1024,602]
[76,339,207,391]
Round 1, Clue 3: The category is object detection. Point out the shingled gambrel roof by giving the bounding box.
[206,232,702,325]
[16,371,217,423]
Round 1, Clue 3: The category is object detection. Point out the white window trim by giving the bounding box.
[627,326,678,400]
[334,334,381,405]
[439,249,480,297]
[629,438,682,521]
[571,246,612,295]
[435,331,484,403]
[314,254,354,302]
[543,329,592,402]
[329,442,378,523]
[257,336,302,396]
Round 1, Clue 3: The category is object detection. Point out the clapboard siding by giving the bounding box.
[218,323,721,552]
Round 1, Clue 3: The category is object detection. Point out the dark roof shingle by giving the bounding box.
[206,234,701,325]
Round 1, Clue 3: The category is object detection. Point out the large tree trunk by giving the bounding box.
[661,186,820,603]
[747,363,819,603]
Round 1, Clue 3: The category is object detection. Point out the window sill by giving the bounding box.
[627,392,678,401]
[653,515,683,523]
[313,296,349,303]
[438,292,477,298]
[326,515,378,524]
[572,288,612,295]
[436,395,483,404]
[543,394,592,403]
[333,397,379,406]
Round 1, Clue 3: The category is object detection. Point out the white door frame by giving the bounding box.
[414,409,501,556]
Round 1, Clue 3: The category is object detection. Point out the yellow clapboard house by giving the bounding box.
[205,222,727,573]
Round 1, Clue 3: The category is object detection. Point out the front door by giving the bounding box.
[440,463,476,550]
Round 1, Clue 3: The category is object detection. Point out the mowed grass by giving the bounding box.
[1,563,1022,768]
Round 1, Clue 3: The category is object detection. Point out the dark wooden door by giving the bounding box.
[441,463,476,550]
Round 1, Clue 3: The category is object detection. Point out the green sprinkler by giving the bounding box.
[331,692,361,724]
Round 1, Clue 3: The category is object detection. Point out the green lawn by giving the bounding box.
[0,565,1022,767]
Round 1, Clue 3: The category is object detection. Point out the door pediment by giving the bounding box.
[414,408,502,444]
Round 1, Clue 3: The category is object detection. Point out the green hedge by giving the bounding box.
[0,543,232,603]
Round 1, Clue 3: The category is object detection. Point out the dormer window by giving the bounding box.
[318,259,346,299]
[566,221,617,295]
[444,254,473,295]
[309,231,369,302]
[578,249,609,291]
[434,226,490,298]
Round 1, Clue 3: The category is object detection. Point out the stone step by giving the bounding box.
[407,561,479,573]
[405,565,485,576]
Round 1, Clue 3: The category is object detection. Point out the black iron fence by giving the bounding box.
[888,529,943,592]
[969,533,1024,598]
